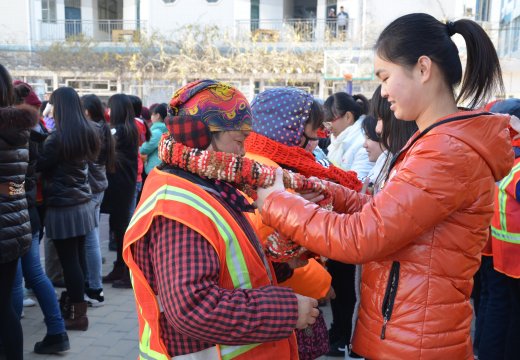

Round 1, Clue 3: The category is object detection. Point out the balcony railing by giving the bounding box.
[39,19,145,42]
[235,18,355,43]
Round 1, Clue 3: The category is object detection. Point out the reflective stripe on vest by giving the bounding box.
[491,226,520,244]
[128,183,261,358]
[496,161,520,236]
[139,321,169,360]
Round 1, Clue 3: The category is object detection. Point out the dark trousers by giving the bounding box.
[53,236,86,303]
[476,256,520,360]
[0,259,23,360]
[109,208,132,267]
[327,260,356,346]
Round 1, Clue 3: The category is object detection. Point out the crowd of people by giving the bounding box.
[0,12,519,360]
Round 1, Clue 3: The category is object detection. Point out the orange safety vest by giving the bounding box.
[123,168,298,360]
[490,157,520,278]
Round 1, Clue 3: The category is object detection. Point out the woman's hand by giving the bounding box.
[299,190,325,203]
[256,167,285,213]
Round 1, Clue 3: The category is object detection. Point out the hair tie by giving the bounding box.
[446,21,456,36]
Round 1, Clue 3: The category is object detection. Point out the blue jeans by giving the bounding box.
[15,232,66,335]
[84,191,104,290]
[129,181,143,216]
[476,256,510,360]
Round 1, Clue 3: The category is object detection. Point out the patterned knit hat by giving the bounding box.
[166,79,252,149]
[251,87,314,147]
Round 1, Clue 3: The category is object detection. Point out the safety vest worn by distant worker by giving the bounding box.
[490,157,520,278]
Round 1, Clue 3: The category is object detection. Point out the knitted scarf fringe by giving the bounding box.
[158,135,332,201]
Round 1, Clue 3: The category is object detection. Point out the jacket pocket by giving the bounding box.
[381,261,400,340]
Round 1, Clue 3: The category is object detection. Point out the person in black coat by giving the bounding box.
[0,64,38,360]
[37,87,99,331]
[101,93,138,288]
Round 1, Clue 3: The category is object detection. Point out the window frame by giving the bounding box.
[42,0,57,23]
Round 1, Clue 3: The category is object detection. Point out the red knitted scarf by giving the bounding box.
[245,132,362,191]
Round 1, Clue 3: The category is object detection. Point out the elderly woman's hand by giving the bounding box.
[256,167,285,213]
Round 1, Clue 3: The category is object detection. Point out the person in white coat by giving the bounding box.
[324,92,373,179]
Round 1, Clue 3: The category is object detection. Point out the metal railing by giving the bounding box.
[235,18,355,43]
[39,19,145,42]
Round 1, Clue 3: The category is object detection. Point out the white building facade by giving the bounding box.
[1,0,517,102]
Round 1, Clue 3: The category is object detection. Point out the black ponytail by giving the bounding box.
[452,19,504,107]
[324,92,369,122]
[375,13,504,108]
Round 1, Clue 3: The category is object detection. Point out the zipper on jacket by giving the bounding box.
[380,261,400,340]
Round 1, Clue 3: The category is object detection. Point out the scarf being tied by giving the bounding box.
[158,134,362,261]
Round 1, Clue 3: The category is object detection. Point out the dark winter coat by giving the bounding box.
[0,106,38,263]
[88,120,110,194]
[101,124,137,214]
[37,131,91,207]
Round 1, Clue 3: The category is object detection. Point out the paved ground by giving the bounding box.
[20,214,340,360]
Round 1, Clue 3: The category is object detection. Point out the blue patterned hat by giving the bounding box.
[251,87,314,147]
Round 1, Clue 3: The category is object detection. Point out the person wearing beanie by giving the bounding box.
[123,80,320,359]
[475,98,520,360]
[248,88,363,358]
[246,87,361,360]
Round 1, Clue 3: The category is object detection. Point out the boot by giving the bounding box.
[34,332,70,354]
[102,262,125,283]
[112,268,132,289]
[65,302,89,331]
[59,291,70,319]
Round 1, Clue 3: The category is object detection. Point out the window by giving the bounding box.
[42,0,57,23]
[98,0,122,19]
[476,0,490,21]
[513,16,520,53]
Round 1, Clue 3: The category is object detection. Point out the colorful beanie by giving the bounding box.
[251,87,314,147]
[165,80,252,149]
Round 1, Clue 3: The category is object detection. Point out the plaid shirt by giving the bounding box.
[132,174,298,356]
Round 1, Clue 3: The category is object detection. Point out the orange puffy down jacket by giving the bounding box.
[261,111,514,360]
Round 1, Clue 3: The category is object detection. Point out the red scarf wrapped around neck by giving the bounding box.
[245,132,362,191]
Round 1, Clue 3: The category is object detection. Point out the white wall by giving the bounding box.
[234,0,251,21]
[260,0,283,20]
[142,0,238,35]
[0,0,29,46]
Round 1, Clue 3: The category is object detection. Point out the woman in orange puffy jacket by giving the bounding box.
[256,13,514,360]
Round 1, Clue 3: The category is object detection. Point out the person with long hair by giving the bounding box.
[0,64,37,360]
[128,94,150,211]
[101,93,138,289]
[361,115,384,187]
[81,94,116,306]
[324,92,372,179]
[368,85,418,194]
[10,81,70,354]
[37,87,99,331]
[256,13,514,359]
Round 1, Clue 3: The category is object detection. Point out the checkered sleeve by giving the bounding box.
[150,216,298,347]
